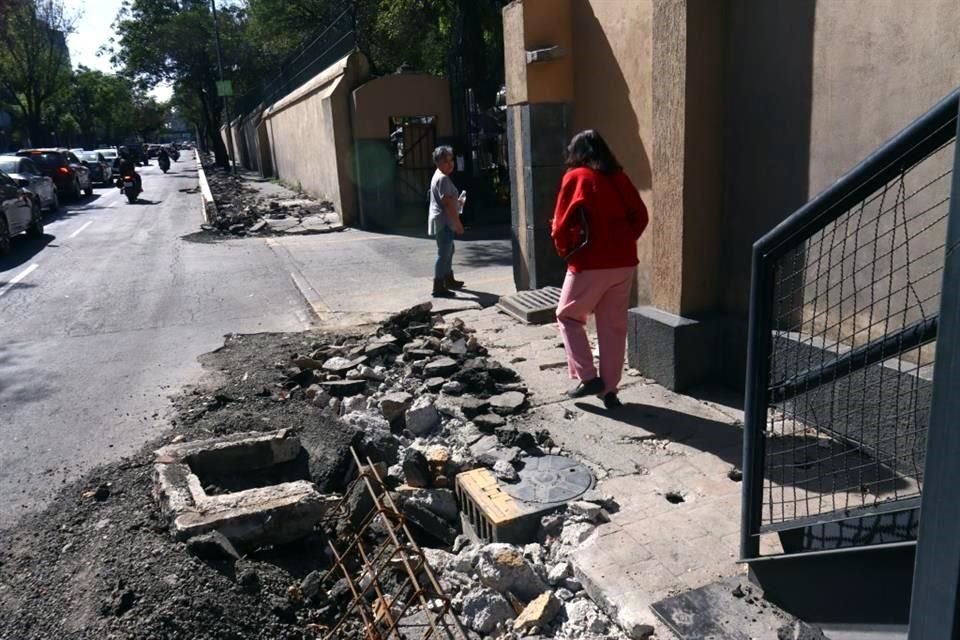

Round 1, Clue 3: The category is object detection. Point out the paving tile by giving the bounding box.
[685,502,741,538]
[575,528,652,572]
[685,450,738,477]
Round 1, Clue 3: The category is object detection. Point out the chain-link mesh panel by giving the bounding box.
[761,134,956,529]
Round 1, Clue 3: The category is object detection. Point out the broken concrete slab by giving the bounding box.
[405,396,441,436]
[322,356,366,373]
[379,391,413,423]
[459,396,490,419]
[473,413,506,433]
[424,357,459,377]
[476,542,547,601]
[489,391,527,416]
[514,590,562,633]
[462,588,515,634]
[402,449,431,488]
[155,430,300,472]
[157,473,336,549]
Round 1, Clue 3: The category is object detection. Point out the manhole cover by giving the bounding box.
[503,455,594,505]
[497,287,562,325]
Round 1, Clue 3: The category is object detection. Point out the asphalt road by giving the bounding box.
[0,154,312,526]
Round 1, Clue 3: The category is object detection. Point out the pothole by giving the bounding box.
[664,491,686,504]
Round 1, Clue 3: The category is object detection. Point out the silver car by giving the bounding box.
[0,155,59,213]
[0,170,43,255]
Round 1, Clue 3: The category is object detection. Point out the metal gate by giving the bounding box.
[740,88,960,636]
[392,118,436,214]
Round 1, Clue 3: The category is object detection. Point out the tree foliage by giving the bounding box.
[244,0,506,107]
[110,0,251,165]
[0,0,76,145]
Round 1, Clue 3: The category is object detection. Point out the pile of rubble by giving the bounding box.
[202,165,341,236]
[153,302,638,639]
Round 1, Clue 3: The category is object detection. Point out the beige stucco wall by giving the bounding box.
[721,0,960,379]
[262,52,370,225]
[804,0,960,351]
[351,74,453,139]
[571,0,654,304]
[504,0,574,106]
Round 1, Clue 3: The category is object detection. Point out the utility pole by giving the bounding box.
[210,0,235,172]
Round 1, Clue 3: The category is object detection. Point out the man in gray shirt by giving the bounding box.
[428,145,465,297]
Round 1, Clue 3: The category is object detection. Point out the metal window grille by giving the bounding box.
[742,90,960,558]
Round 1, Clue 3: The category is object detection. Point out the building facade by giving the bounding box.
[504,0,960,390]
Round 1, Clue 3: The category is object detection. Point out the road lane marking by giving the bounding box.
[0,263,39,297]
[69,221,93,238]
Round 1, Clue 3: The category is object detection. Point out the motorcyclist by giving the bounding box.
[158,147,171,171]
[117,147,143,192]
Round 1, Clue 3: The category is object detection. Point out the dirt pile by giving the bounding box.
[202,164,340,237]
[0,304,632,640]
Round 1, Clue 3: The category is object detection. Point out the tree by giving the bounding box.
[111,0,240,166]
[0,0,77,145]
[244,0,506,108]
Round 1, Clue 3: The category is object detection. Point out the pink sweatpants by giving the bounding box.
[556,266,634,394]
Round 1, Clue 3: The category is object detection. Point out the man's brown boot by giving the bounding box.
[432,278,454,298]
[445,272,465,290]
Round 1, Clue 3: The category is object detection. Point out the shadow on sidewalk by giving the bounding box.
[575,401,742,467]
[575,400,913,496]
[452,288,501,309]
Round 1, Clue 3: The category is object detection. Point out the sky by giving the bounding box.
[63,0,174,102]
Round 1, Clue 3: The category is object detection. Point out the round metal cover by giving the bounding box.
[502,455,594,505]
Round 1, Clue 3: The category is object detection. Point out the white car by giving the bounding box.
[0,170,43,255]
[0,155,59,212]
[95,148,121,174]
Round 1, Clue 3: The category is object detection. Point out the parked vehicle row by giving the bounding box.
[13,149,93,200]
[0,156,59,213]
[0,170,43,255]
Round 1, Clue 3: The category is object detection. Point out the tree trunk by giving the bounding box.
[26,113,45,147]
[198,88,228,167]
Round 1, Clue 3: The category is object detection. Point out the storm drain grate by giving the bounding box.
[455,456,594,544]
[497,287,562,325]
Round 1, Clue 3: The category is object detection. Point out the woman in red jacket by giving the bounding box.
[551,130,649,409]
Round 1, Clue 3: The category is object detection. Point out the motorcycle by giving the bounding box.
[119,175,141,203]
[158,155,171,173]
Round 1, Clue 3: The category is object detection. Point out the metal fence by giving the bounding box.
[232,6,357,120]
[741,90,960,559]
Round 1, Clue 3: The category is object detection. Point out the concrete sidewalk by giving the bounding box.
[238,174,753,637]
[448,306,759,638]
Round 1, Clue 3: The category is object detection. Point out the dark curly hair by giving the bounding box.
[565,129,622,175]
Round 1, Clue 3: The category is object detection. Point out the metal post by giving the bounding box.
[908,97,960,639]
[210,0,235,172]
[740,245,774,560]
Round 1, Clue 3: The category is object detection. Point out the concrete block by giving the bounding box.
[171,481,336,547]
[155,430,301,472]
[153,430,336,550]
[627,306,720,391]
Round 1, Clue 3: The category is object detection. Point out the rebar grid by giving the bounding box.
[317,449,466,640]
[761,139,954,529]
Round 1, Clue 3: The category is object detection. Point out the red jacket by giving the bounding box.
[550,167,649,272]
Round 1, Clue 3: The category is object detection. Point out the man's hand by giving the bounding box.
[453,220,465,235]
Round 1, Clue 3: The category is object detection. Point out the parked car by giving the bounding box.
[79,150,113,186]
[0,169,43,255]
[16,148,93,200]
[96,148,121,173]
[0,155,59,212]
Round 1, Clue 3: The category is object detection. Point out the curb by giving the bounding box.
[196,154,217,224]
